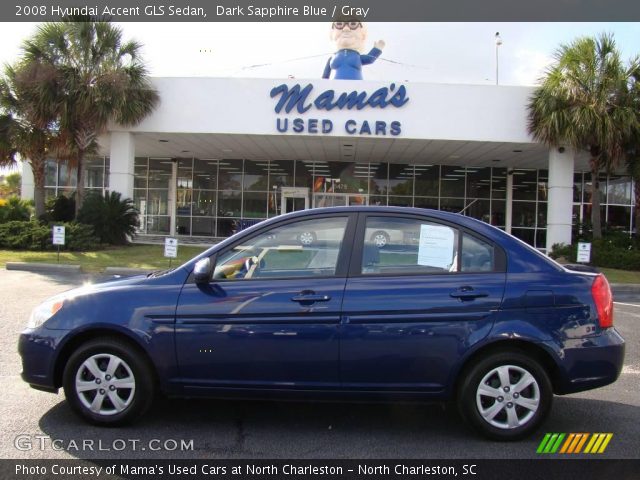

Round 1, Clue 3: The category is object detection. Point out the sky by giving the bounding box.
[1,21,640,174]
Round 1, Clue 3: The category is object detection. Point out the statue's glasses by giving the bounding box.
[332,22,363,30]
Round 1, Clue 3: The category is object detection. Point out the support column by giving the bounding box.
[505,169,513,234]
[169,160,177,236]
[108,132,135,200]
[546,146,575,252]
[21,161,34,201]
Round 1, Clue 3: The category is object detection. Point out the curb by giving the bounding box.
[5,262,82,273]
[104,267,154,276]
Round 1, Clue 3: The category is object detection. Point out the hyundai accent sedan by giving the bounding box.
[18,207,625,440]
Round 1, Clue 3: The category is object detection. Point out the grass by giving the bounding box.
[0,244,209,273]
[599,267,640,284]
[1,246,640,283]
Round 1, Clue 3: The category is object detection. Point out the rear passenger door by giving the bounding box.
[340,213,507,392]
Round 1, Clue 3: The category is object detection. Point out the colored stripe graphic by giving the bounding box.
[538,433,613,454]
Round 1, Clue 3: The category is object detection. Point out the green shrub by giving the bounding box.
[550,235,640,271]
[77,192,138,245]
[0,196,32,223]
[44,195,76,222]
[0,221,100,251]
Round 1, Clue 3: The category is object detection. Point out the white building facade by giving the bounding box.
[21,77,635,251]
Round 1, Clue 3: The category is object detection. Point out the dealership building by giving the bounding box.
[21,77,635,251]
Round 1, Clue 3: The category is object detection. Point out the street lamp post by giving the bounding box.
[495,32,502,85]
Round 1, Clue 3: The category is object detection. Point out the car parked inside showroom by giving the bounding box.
[19,206,624,440]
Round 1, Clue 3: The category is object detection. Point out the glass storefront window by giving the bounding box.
[176,217,191,235]
[491,198,506,227]
[45,160,57,186]
[388,196,412,207]
[243,191,268,218]
[512,169,537,201]
[440,166,465,197]
[414,197,438,210]
[465,199,491,224]
[193,160,218,190]
[512,201,537,227]
[84,157,104,189]
[491,168,507,200]
[440,197,464,213]
[243,160,269,191]
[607,176,632,205]
[134,158,148,189]
[269,160,294,190]
[388,164,413,196]
[295,161,313,189]
[192,217,215,236]
[193,190,217,216]
[45,151,639,249]
[218,190,241,217]
[147,189,169,215]
[608,206,632,231]
[148,160,172,189]
[466,168,491,199]
[218,161,243,190]
[58,162,77,188]
[369,163,388,195]
[573,172,583,203]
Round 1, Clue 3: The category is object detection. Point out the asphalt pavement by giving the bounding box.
[0,269,638,460]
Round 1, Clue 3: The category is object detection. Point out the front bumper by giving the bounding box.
[552,328,626,395]
[18,329,64,394]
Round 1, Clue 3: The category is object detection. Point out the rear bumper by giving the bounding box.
[552,328,625,395]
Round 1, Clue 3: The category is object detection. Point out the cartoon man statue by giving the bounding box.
[322,20,385,80]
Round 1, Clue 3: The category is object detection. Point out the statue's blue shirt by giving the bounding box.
[322,48,382,80]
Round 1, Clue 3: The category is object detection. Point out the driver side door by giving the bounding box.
[174,214,356,392]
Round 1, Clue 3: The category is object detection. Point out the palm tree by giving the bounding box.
[0,65,57,218]
[18,18,159,214]
[528,33,640,239]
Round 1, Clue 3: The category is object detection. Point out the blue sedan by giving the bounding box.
[18,207,625,440]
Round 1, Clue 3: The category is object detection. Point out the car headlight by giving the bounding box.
[26,299,64,329]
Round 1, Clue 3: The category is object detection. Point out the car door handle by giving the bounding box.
[450,288,489,300]
[291,293,331,303]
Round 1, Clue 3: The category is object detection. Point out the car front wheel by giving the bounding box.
[457,350,552,440]
[63,337,155,426]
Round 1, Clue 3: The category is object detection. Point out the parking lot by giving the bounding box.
[1,269,638,460]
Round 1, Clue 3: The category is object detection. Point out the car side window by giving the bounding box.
[361,216,459,275]
[461,233,495,272]
[213,216,349,280]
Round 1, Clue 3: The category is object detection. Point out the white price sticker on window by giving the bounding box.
[417,224,455,269]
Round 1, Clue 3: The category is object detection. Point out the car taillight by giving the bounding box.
[591,274,613,328]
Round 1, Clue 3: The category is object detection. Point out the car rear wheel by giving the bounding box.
[63,337,154,426]
[457,350,552,440]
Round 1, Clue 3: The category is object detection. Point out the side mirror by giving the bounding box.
[193,258,213,284]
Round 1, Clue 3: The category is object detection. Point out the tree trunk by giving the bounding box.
[635,177,640,237]
[75,151,84,217]
[590,159,602,239]
[31,159,46,220]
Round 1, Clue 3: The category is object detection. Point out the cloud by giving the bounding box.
[512,49,554,86]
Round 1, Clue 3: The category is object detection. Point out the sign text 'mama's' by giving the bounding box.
[270,83,409,114]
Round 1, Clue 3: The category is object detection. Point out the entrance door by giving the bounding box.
[281,187,310,214]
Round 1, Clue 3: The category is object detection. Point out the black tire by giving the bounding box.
[63,337,155,426]
[457,350,552,441]
[370,230,390,248]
